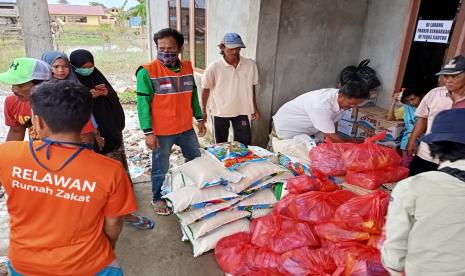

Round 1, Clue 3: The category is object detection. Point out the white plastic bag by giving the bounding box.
[227,161,287,194]
[176,197,242,226]
[178,150,244,188]
[271,134,317,164]
[187,209,250,240]
[163,185,238,213]
[183,219,250,257]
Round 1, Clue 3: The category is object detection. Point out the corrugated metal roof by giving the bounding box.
[48,4,105,16]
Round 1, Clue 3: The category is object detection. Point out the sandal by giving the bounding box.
[124,215,155,230]
[151,200,172,216]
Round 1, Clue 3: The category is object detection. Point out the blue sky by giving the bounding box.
[47,0,139,9]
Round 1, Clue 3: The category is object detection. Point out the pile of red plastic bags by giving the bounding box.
[215,173,390,275]
[310,132,408,189]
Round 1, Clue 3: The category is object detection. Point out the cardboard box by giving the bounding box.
[376,118,405,141]
[376,139,401,148]
[356,107,405,146]
[340,107,358,122]
[356,125,375,139]
[356,106,387,130]
[336,119,358,137]
[359,90,378,108]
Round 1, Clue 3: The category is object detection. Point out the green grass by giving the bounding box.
[0,25,149,93]
[119,89,137,104]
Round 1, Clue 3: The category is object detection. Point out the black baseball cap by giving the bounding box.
[436,55,465,76]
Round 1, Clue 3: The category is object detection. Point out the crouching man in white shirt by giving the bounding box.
[273,80,369,143]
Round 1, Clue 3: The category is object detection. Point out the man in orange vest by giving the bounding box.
[136,28,206,215]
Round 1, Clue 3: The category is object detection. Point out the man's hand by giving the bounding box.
[197,121,206,137]
[252,110,260,121]
[202,112,208,123]
[145,134,159,150]
[407,139,417,157]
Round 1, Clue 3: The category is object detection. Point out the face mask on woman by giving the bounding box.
[75,67,95,76]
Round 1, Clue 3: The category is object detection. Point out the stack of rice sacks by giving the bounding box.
[163,142,293,257]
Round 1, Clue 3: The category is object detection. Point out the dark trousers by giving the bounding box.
[213,115,252,146]
[408,155,439,176]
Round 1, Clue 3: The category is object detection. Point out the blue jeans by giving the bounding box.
[7,259,123,276]
[151,128,201,201]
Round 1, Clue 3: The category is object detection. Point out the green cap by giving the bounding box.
[0,57,51,85]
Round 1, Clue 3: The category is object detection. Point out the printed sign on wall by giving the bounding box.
[414,20,453,44]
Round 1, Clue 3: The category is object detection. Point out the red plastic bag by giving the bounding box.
[250,213,320,253]
[333,190,389,234]
[332,243,389,276]
[345,166,409,190]
[286,171,338,194]
[342,133,402,172]
[367,234,386,251]
[281,247,337,275]
[314,223,370,243]
[245,247,281,273]
[272,194,299,219]
[290,190,356,224]
[309,139,354,176]
[215,232,252,275]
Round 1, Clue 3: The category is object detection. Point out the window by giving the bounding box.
[68,16,88,23]
[168,0,177,29]
[167,0,207,69]
[101,15,108,19]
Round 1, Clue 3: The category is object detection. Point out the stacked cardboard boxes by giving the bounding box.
[337,105,405,148]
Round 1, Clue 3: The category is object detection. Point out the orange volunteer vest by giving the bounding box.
[142,60,195,135]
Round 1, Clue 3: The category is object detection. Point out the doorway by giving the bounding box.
[401,0,462,95]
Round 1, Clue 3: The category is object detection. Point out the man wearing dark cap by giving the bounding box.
[407,54,465,176]
[383,108,465,276]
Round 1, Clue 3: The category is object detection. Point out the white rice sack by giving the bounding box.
[176,197,242,226]
[187,209,250,240]
[178,150,244,188]
[165,169,197,193]
[183,219,250,257]
[237,189,277,210]
[163,185,239,213]
[227,161,287,194]
[251,208,272,219]
[243,171,293,194]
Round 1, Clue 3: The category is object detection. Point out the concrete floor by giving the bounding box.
[115,176,223,276]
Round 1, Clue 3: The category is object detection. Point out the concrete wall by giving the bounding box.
[253,0,369,145]
[206,0,260,64]
[147,0,169,60]
[358,0,410,108]
[271,0,369,113]
[251,0,282,145]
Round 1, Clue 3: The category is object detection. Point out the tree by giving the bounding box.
[58,0,70,4]
[89,2,107,9]
[130,0,146,25]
